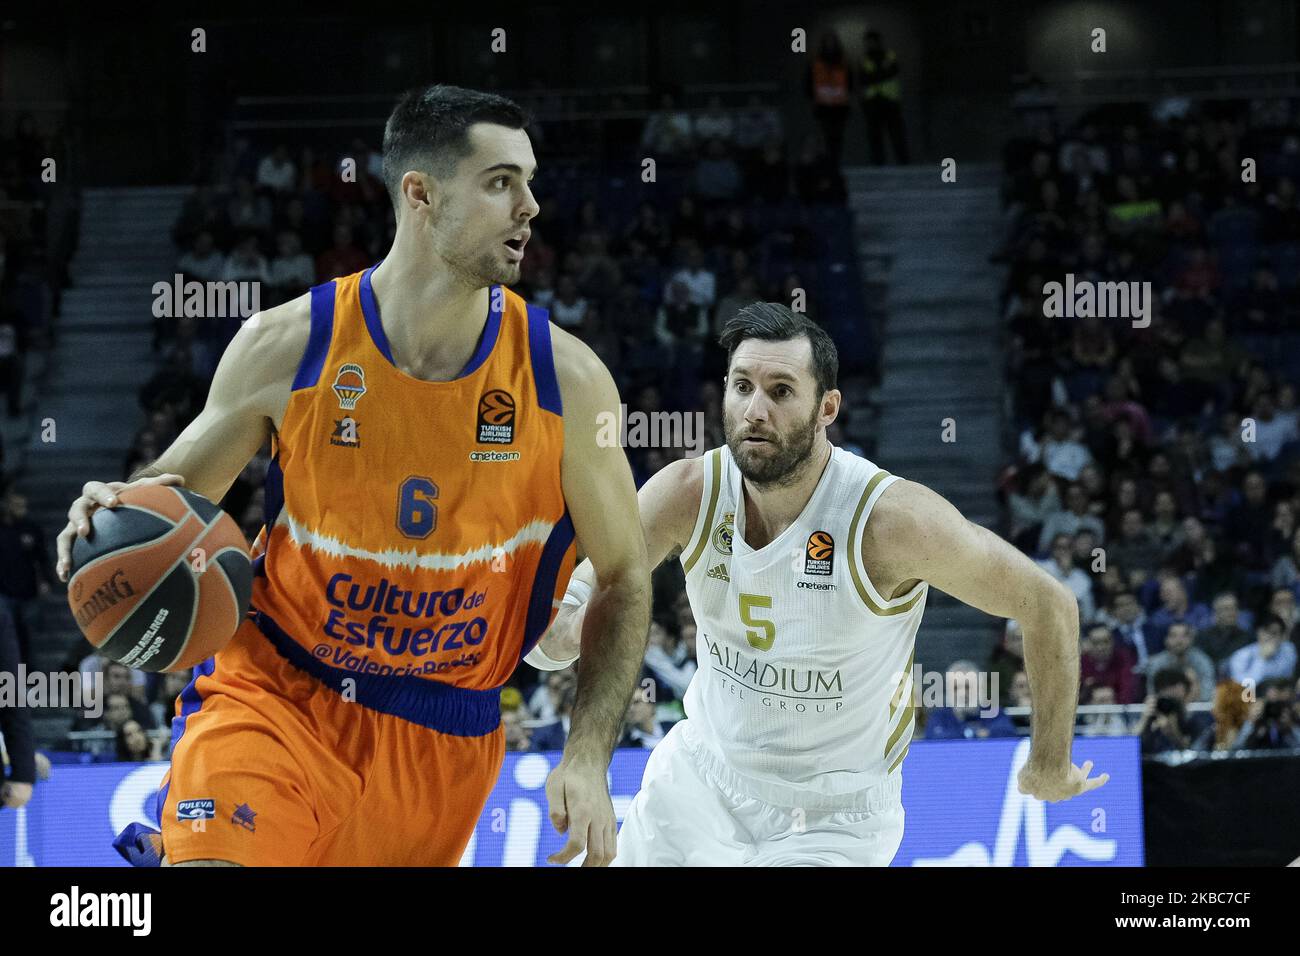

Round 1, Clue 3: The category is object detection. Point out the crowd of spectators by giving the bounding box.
[984,96,1300,753]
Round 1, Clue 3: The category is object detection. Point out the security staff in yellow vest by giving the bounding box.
[807,31,851,164]
[859,29,909,165]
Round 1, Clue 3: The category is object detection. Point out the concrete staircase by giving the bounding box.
[14,186,186,748]
[847,163,1007,672]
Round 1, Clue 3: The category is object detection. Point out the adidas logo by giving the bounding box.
[706,563,730,582]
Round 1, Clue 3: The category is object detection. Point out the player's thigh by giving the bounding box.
[613,726,750,867]
[159,693,324,867]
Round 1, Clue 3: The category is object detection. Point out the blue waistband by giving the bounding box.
[251,610,502,737]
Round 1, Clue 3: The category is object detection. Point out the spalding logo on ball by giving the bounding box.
[67,485,253,672]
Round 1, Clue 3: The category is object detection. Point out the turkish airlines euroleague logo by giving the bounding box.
[804,531,834,575]
[477,389,516,444]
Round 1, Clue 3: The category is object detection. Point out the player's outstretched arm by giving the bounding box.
[55,297,308,582]
[868,478,1109,803]
[531,454,702,666]
[543,332,652,866]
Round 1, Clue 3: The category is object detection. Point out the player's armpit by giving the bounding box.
[147,296,309,506]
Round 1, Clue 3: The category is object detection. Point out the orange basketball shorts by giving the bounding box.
[155,613,505,866]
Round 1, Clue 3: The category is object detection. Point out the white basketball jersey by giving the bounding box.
[680,444,927,802]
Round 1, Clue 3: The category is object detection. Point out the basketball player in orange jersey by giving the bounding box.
[54,85,650,866]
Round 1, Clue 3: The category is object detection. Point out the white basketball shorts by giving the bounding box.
[612,719,905,867]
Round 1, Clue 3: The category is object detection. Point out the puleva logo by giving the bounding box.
[176,798,215,821]
[805,531,834,575]
[477,389,516,444]
[332,363,367,410]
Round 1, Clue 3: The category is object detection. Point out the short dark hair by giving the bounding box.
[381,84,531,215]
[1152,667,1190,695]
[718,302,838,395]
[1258,613,1288,635]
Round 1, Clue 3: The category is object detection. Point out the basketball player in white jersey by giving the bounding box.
[533,303,1107,866]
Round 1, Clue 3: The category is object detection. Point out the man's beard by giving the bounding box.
[724,404,820,488]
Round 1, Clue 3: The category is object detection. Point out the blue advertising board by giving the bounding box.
[0,735,1142,866]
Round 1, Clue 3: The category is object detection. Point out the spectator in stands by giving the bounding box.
[527,668,575,724]
[0,490,50,664]
[1144,577,1213,657]
[176,230,226,283]
[0,603,35,809]
[639,91,694,158]
[1192,679,1251,751]
[115,719,164,762]
[1005,463,1060,553]
[1101,589,1151,671]
[149,669,193,729]
[924,661,1015,739]
[642,620,695,703]
[1274,527,1300,591]
[1227,614,1298,686]
[315,223,370,282]
[713,273,760,338]
[1029,408,1094,482]
[671,242,717,310]
[1135,668,1210,754]
[857,29,909,165]
[1269,586,1298,639]
[1080,684,1129,736]
[1226,471,1274,571]
[989,618,1025,706]
[226,176,272,235]
[1143,622,1216,702]
[501,706,531,753]
[1233,678,1300,750]
[807,31,852,165]
[1007,669,1033,732]
[1199,592,1253,671]
[549,273,588,330]
[268,230,316,302]
[618,689,667,749]
[139,344,206,423]
[1107,510,1160,591]
[1037,533,1096,623]
[1037,481,1106,555]
[693,137,743,204]
[1247,392,1300,463]
[223,234,270,286]
[255,144,298,195]
[530,684,575,752]
[1080,623,1140,705]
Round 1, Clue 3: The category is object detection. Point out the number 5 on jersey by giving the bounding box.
[739,592,776,651]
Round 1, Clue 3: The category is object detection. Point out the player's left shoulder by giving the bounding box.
[861,477,941,552]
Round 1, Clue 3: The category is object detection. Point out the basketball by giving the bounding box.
[66,485,253,672]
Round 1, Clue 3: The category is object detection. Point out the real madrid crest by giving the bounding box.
[711,511,734,555]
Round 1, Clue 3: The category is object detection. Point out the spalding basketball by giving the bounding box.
[67,485,252,672]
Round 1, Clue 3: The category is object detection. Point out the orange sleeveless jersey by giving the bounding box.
[245,265,576,735]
